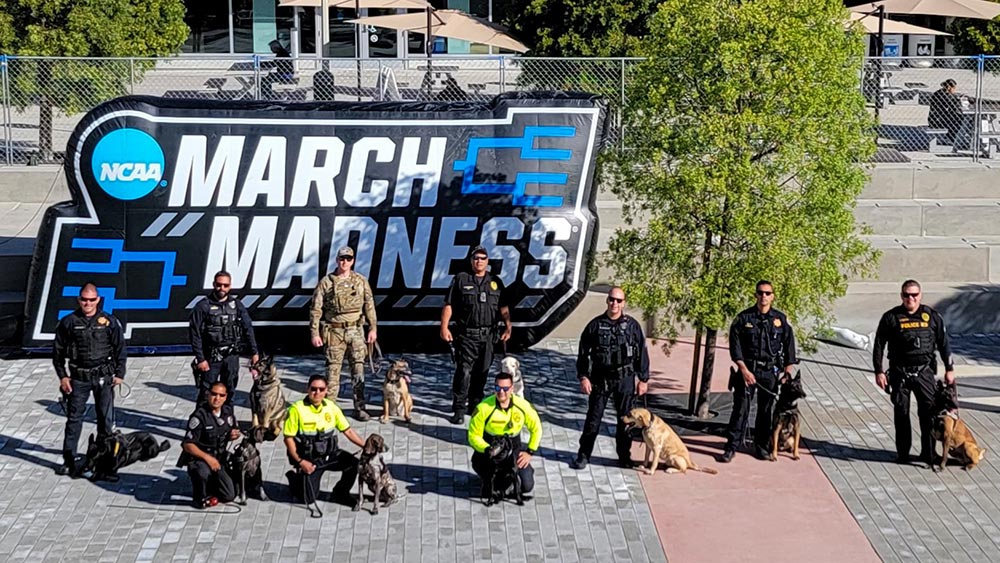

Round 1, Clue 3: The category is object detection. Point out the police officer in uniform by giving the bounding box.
[873,279,955,465]
[468,371,542,500]
[441,245,512,425]
[180,381,239,508]
[722,280,798,462]
[309,246,378,421]
[53,283,127,477]
[189,270,259,406]
[283,374,367,505]
[571,287,650,470]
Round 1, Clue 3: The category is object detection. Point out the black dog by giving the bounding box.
[484,435,523,506]
[226,436,267,505]
[81,431,170,482]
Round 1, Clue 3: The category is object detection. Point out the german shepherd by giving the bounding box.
[249,355,288,442]
[770,373,806,461]
[932,381,986,472]
[227,435,268,504]
[81,431,171,482]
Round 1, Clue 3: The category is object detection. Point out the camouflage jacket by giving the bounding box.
[309,271,377,338]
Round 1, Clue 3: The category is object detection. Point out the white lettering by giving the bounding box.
[480,217,524,287]
[377,217,432,289]
[99,162,162,182]
[237,136,286,207]
[432,217,478,289]
[290,137,344,207]
[204,216,277,289]
[393,137,446,207]
[273,216,319,289]
[523,218,570,289]
[343,137,394,207]
[170,135,245,207]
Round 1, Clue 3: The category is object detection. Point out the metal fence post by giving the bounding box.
[620,58,626,149]
[1,55,10,165]
[253,54,262,101]
[129,57,135,95]
[974,54,985,163]
[499,56,506,93]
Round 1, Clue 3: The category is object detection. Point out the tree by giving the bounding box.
[604,0,878,417]
[950,16,1000,56]
[0,0,188,160]
[499,0,660,57]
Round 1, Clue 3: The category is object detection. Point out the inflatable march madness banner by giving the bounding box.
[24,92,608,351]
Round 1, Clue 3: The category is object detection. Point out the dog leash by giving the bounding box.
[367,341,384,380]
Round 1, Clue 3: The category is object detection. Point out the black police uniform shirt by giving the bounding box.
[576,313,650,381]
[188,294,259,363]
[183,403,237,457]
[445,271,507,329]
[53,308,127,379]
[872,304,954,374]
[728,306,798,368]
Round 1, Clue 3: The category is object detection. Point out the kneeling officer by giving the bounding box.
[468,371,542,501]
[179,382,240,508]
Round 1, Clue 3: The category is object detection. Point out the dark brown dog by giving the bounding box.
[249,355,288,442]
[932,381,986,472]
[770,374,806,461]
[354,434,398,514]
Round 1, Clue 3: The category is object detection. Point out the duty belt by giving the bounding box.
[324,320,363,330]
[209,344,239,361]
[461,326,493,336]
[69,363,112,380]
[749,359,779,371]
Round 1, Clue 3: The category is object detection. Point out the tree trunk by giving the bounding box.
[687,327,702,415]
[695,328,717,419]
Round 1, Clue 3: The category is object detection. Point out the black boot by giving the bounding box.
[353,382,370,421]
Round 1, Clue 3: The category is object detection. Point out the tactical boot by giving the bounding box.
[353,382,370,421]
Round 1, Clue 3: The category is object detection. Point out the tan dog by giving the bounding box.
[622,408,718,475]
[932,381,986,472]
[381,359,414,423]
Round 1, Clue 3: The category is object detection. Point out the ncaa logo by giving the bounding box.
[91,128,165,200]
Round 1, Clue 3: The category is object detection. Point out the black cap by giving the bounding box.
[470,245,488,258]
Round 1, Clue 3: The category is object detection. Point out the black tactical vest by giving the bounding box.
[591,318,635,373]
[189,406,235,457]
[892,307,936,365]
[204,300,242,349]
[68,314,114,368]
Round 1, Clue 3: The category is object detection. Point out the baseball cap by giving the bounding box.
[470,245,488,258]
[337,246,355,258]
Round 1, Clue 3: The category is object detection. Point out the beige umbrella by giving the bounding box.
[848,12,952,34]
[348,9,530,53]
[851,0,1000,19]
[279,0,431,7]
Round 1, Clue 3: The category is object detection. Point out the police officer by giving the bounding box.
[309,246,378,421]
[189,270,259,406]
[873,279,955,465]
[180,381,239,508]
[468,371,542,500]
[570,287,650,470]
[722,280,798,462]
[53,283,127,477]
[441,245,512,425]
[283,374,366,506]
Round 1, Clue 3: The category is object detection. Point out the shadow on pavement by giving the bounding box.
[36,399,186,441]
[0,433,62,471]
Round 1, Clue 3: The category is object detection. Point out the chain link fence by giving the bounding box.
[0,55,635,166]
[3,54,1000,166]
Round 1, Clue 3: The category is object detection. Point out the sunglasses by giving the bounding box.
[756,291,773,296]
[78,297,99,303]
[214,283,230,288]
[209,392,227,398]
[902,292,920,298]
[337,256,354,262]
[309,386,327,392]
[607,297,624,303]
[494,385,512,392]
[472,255,488,261]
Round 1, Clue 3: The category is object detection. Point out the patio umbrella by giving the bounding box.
[847,12,952,35]
[850,0,1000,19]
[279,0,431,8]
[348,9,530,53]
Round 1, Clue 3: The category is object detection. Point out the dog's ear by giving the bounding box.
[794,373,801,381]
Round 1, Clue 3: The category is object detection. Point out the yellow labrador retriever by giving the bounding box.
[622,407,718,475]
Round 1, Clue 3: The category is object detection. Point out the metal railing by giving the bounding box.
[1,54,1000,166]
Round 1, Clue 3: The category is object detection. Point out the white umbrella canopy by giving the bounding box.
[348,9,530,53]
[279,0,432,8]
[851,0,1000,19]
[848,12,952,34]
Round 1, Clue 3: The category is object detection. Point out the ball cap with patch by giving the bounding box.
[470,245,488,258]
[337,246,355,258]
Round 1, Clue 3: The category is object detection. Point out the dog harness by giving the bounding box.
[467,395,542,454]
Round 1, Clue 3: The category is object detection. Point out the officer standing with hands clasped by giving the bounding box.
[571,286,649,470]
[53,282,127,477]
[873,279,955,466]
[721,280,798,463]
[440,245,512,426]
[189,270,259,406]
[309,246,378,421]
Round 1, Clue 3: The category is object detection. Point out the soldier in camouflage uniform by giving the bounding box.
[310,246,378,421]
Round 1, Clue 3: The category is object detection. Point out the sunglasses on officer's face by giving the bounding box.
[337,256,354,262]
[756,290,773,296]
[902,292,920,298]
[209,391,227,398]
[494,385,512,392]
[309,386,327,392]
[607,297,624,304]
[78,297,99,303]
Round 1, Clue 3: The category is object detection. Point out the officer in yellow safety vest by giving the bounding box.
[283,374,367,507]
[468,371,542,501]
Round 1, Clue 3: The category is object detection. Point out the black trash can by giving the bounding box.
[313,69,336,101]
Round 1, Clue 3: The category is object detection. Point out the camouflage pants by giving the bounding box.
[323,325,367,404]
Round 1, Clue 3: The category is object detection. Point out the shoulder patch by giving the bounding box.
[490,281,498,291]
[921,312,930,322]
[229,301,236,309]
[97,316,109,326]
[188,417,200,430]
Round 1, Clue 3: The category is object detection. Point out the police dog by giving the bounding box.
[380,359,414,423]
[622,408,718,475]
[770,373,806,461]
[499,356,525,397]
[932,381,986,472]
[249,355,288,442]
[484,435,523,506]
[82,431,171,482]
[353,434,398,514]
[226,435,268,504]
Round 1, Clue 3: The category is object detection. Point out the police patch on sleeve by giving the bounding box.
[188,417,200,430]
[97,316,109,326]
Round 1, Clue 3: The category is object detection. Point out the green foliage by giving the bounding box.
[499,0,659,57]
[604,0,878,344]
[0,0,188,154]
[950,15,1000,55]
